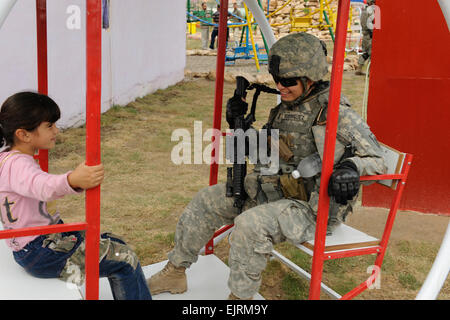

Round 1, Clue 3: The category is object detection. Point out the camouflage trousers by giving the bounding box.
[358,33,372,65]
[168,183,322,299]
[13,225,151,300]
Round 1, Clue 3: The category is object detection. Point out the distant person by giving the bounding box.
[199,2,212,50]
[0,91,151,300]
[210,4,231,49]
[356,0,376,76]
[231,2,244,43]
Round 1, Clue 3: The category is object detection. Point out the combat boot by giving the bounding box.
[355,64,365,76]
[147,261,187,295]
[227,292,253,300]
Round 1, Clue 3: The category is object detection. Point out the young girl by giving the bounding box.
[0,91,151,300]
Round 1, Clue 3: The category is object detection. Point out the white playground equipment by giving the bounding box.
[0,0,17,29]
[438,0,450,31]
[0,0,448,300]
[415,222,450,300]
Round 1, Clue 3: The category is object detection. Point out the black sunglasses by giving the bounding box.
[272,76,299,87]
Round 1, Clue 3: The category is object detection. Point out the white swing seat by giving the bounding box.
[0,227,83,300]
[92,254,265,300]
[297,223,380,256]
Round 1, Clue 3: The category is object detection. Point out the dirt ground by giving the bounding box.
[348,206,449,247]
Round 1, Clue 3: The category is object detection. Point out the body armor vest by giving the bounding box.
[269,86,329,168]
[245,85,331,204]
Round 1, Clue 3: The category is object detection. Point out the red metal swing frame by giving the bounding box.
[0,0,102,300]
[205,0,413,300]
[0,0,415,301]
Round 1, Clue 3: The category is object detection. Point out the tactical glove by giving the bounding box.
[328,160,360,205]
[226,95,248,129]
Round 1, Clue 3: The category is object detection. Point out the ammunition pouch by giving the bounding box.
[268,135,294,162]
[244,170,308,205]
[258,175,283,203]
[242,173,280,204]
[279,174,308,201]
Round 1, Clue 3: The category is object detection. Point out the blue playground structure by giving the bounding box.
[187,0,269,71]
[225,25,268,66]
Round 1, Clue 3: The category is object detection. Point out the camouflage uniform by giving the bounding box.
[358,1,376,67]
[167,33,386,299]
[13,226,151,299]
[58,231,140,287]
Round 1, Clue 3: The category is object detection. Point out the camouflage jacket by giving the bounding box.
[266,81,385,175]
[246,81,386,205]
[360,4,376,36]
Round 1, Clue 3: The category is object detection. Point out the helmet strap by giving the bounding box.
[297,77,314,103]
[282,77,315,108]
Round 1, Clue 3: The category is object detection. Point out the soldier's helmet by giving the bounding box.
[367,0,376,5]
[268,32,328,82]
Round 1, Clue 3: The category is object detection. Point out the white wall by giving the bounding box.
[0,0,186,128]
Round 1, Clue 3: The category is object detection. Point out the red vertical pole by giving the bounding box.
[209,0,228,187]
[373,155,413,268]
[85,0,102,300]
[309,0,350,300]
[206,0,229,255]
[36,0,48,172]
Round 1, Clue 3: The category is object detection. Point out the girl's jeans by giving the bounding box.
[12,227,151,300]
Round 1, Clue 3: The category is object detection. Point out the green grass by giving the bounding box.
[282,273,310,300]
[398,272,421,291]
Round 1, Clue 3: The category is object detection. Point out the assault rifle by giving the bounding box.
[226,76,279,213]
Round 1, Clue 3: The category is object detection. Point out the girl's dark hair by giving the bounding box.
[0,91,61,148]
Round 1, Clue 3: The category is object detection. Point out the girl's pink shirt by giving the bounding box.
[0,151,81,251]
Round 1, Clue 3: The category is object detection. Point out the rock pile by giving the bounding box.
[184,69,275,84]
[262,0,361,41]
